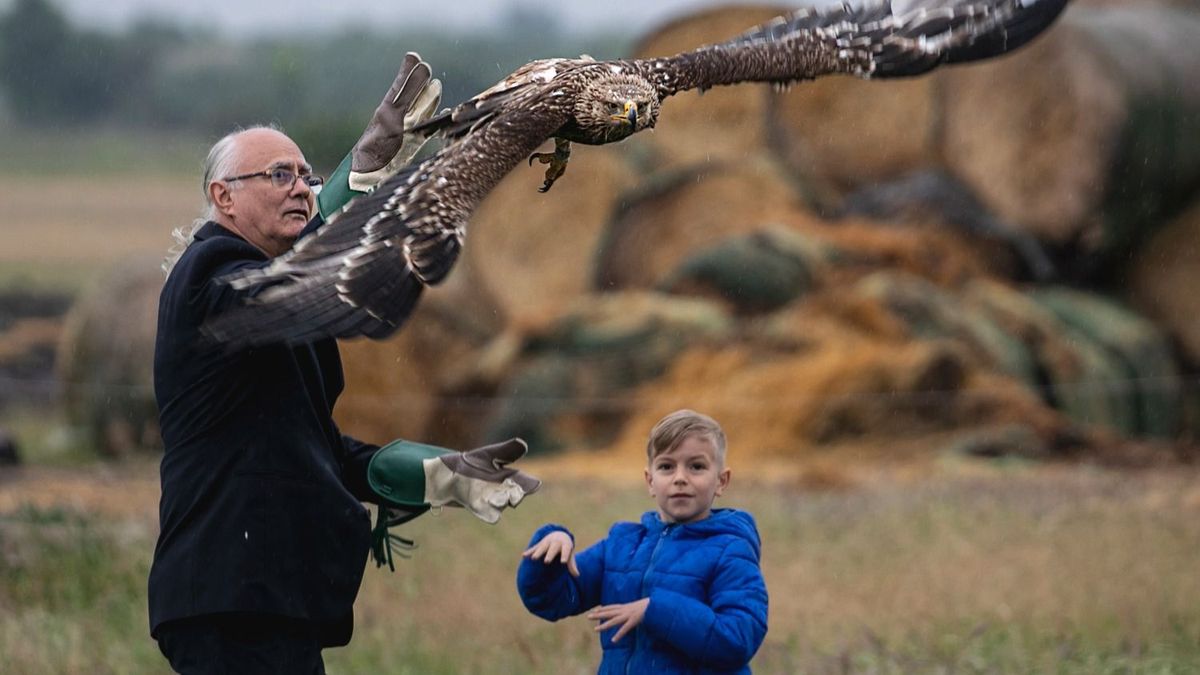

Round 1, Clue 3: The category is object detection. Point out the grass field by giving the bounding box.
[0,174,196,293]
[0,128,209,179]
[1,459,1198,674]
[0,127,209,294]
[2,128,1198,673]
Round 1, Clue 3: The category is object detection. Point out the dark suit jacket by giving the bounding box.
[148,220,379,646]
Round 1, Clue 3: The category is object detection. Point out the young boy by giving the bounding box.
[517,409,768,674]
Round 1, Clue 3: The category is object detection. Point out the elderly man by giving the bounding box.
[149,55,538,673]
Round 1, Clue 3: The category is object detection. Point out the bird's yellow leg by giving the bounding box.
[527,138,572,193]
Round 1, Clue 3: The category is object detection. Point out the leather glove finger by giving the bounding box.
[449,438,541,495]
[403,76,442,128]
[483,479,527,510]
[351,52,437,178]
[388,77,443,171]
[386,52,433,114]
[472,504,502,525]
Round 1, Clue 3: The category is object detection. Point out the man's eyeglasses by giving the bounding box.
[223,168,325,190]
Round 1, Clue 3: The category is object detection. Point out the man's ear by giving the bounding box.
[210,181,235,217]
[645,467,653,496]
[715,466,731,497]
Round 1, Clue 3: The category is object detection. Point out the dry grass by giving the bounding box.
[0,317,60,362]
[4,459,1197,673]
[0,176,196,291]
[350,462,1200,673]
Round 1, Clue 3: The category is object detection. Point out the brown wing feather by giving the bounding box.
[411,58,591,140]
[203,0,1068,348]
[203,95,570,347]
[632,0,1068,96]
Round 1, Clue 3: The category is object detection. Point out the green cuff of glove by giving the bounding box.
[316,153,362,220]
[368,439,452,508]
[368,439,451,570]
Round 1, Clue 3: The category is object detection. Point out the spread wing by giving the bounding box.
[202,79,571,347]
[201,0,1068,348]
[631,0,1069,96]
[413,58,590,140]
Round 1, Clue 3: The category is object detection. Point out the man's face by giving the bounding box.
[645,434,731,525]
[215,129,316,258]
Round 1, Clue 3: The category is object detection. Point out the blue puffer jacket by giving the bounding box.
[517,509,769,674]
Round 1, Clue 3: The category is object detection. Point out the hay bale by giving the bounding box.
[585,285,1074,465]
[939,7,1200,261]
[1032,287,1181,438]
[0,317,62,409]
[607,334,1051,460]
[0,289,73,408]
[835,170,1059,282]
[658,225,828,314]
[941,424,1050,461]
[57,259,162,457]
[806,217,1001,288]
[1126,199,1200,365]
[484,291,733,453]
[334,275,500,448]
[0,428,18,466]
[765,66,938,204]
[594,158,814,290]
[630,5,789,171]
[964,281,1139,436]
[854,272,1039,386]
[464,145,636,325]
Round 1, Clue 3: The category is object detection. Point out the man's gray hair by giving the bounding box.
[162,123,282,274]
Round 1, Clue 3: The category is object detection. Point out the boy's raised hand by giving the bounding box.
[523,530,579,577]
[586,598,650,642]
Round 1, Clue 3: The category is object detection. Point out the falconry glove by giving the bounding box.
[317,52,443,219]
[367,438,541,569]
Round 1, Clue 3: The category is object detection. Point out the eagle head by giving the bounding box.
[577,73,659,143]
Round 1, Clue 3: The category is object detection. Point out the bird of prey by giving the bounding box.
[204,0,1069,346]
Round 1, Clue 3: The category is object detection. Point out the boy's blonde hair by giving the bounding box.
[647,409,727,465]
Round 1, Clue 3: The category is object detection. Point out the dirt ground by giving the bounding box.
[4,449,1198,527]
[0,450,916,524]
[0,460,162,522]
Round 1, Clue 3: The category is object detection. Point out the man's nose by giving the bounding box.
[290,176,312,197]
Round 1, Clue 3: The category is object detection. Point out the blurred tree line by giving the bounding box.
[0,0,629,170]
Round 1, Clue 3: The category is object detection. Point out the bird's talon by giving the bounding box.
[529,141,571,193]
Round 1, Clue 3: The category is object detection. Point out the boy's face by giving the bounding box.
[645,434,731,525]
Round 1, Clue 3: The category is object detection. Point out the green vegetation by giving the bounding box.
[0,261,118,295]
[2,469,1198,673]
[0,510,163,673]
[0,405,93,466]
[0,127,210,178]
[0,0,630,172]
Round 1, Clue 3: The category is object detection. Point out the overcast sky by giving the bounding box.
[43,0,790,36]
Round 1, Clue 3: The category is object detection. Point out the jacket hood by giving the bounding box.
[640,508,762,560]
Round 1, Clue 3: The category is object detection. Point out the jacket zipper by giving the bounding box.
[627,524,672,674]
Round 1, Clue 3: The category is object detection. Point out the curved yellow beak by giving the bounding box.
[610,100,638,127]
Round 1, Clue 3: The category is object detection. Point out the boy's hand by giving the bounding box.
[587,598,650,643]
[522,530,579,577]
